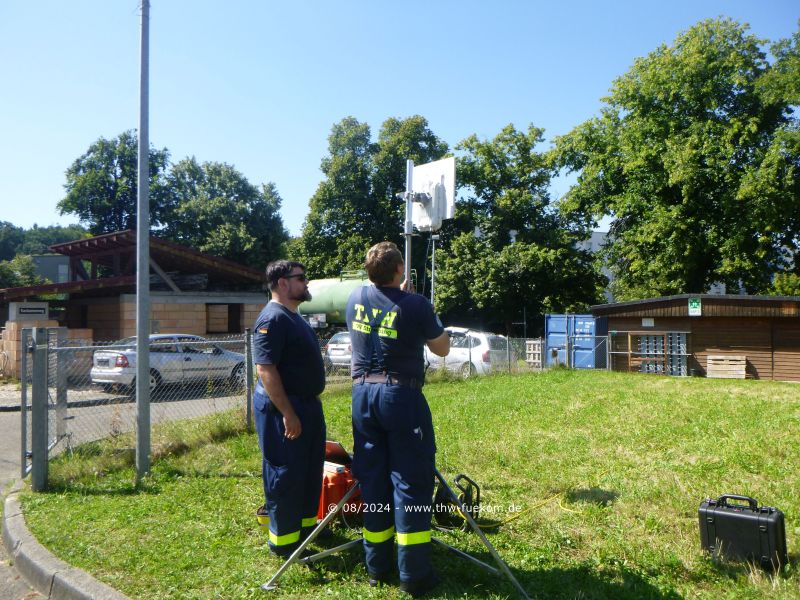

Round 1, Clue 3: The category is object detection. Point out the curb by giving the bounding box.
[2,480,129,600]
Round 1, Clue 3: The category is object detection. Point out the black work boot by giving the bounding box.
[368,571,391,587]
[399,571,441,597]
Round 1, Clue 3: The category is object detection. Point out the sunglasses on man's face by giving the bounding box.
[283,273,309,282]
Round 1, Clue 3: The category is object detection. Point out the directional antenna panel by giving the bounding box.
[411,157,455,232]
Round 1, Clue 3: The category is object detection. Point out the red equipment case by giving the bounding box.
[698,494,788,571]
[317,441,362,521]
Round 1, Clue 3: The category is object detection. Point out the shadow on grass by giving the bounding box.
[440,549,682,599]
[283,535,682,600]
[511,564,683,600]
[565,487,620,507]
[687,551,798,584]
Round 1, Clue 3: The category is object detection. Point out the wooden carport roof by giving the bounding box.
[0,230,266,301]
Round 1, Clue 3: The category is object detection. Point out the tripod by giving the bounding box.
[262,468,531,600]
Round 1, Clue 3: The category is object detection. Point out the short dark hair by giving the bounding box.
[265,260,305,291]
[365,242,403,285]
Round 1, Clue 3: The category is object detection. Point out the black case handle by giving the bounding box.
[718,494,758,510]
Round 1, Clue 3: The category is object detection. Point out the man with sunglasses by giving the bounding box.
[252,260,326,557]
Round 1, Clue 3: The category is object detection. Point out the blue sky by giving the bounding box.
[1,1,797,237]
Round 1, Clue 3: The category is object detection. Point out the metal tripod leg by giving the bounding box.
[261,481,361,591]
[434,468,532,600]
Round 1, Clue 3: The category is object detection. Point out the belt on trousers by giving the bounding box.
[353,373,422,390]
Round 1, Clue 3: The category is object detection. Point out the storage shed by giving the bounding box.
[591,295,800,382]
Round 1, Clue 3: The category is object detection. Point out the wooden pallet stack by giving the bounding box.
[706,355,747,379]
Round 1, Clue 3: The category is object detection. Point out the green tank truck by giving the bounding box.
[298,271,370,329]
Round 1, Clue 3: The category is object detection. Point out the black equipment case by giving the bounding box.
[698,494,788,571]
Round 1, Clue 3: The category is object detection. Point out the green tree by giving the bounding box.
[0,222,24,261]
[294,116,448,277]
[771,273,800,296]
[436,125,605,332]
[163,158,288,268]
[18,224,89,254]
[0,255,46,289]
[553,18,800,300]
[58,131,171,234]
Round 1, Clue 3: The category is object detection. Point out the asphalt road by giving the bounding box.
[1,411,42,600]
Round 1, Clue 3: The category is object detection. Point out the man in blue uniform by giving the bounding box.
[253,260,326,557]
[346,242,450,597]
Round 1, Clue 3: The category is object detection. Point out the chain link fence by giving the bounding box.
[425,336,545,379]
[317,329,548,382]
[58,333,249,447]
[20,327,613,488]
[18,329,253,486]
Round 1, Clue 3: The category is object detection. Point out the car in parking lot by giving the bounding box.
[324,331,352,371]
[90,334,246,394]
[425,327,509,378]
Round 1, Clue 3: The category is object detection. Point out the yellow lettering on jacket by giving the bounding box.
[353,304,366,322]
[380,311,397,328]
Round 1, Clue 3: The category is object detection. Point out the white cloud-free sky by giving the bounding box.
[1,1,797,236]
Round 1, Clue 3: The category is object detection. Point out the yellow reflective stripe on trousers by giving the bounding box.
[396,530,431,545]
[302,517,318,528]
[269,529,301,546]
[363,525,395,544]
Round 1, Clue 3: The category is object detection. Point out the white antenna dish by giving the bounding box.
[410,157,455,232]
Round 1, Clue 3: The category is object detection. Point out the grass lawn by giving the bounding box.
[20,370,800,599]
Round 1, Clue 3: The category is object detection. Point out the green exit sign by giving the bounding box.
[688,297,702,316]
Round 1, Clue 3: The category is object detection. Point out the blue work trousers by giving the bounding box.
[351,381,436,583]
[254,390,326,556]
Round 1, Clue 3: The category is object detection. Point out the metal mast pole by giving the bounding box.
[135,0,151,479]
[430,234,438,308]
[404,160,414,285]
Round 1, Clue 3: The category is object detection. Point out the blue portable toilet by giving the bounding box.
[544,314,608,368]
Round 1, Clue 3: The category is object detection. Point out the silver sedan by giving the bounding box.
[90,334,246,394]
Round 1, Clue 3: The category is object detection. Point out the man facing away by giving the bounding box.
[252,260,326,556]
[346,241,450,597]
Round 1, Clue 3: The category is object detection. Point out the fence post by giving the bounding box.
[20,329,30,479]
[467,330,472,377]
[606,335,611,371]
[245,328,253,431]
[506,337,511,373]
[55,328,68,440]
[540,338,544,372]
[31,327,48,492]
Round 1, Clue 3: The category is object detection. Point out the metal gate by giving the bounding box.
[20,327,66,482]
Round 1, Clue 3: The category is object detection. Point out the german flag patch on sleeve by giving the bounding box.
[258,327,269,334]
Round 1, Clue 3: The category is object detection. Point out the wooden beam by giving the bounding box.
[149,257,181,293]
[72,258,90,281]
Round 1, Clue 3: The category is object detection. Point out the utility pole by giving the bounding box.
[403,160,414,284]
[430,234,439,309]
[136,0,151,480]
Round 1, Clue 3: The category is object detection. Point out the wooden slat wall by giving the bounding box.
[596,298,800,318]
[773,323,800,382]
[692,318,772,379]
